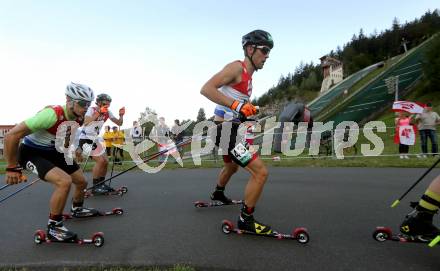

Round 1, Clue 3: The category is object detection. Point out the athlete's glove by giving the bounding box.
[119,107,125,117]
[5,165,27,185]
[230,100,257,118]
[99,105,109,114]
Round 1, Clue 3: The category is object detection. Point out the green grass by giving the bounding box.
[316,59,392,122]
[1,146,439,176]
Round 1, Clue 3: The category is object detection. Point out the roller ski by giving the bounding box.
[194,199,243,208]
[221,216,309,244]
[373,202,440,247]
[85,184,128,198]
[34,221,104,247]
[195,188,243,208]
[62,207,124,220]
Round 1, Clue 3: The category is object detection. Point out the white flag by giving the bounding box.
[392,101,424,114]
[399,125,416,146]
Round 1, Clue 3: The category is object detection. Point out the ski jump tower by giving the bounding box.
[319,55,343,93]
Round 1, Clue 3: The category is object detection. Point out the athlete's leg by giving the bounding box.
[44,168,72,215]
[243,157,268,207]
[400,174,440,239]
[428,175,440,192]
[237,157,272,234]
[70,169,87,204]
[90,154,115,193]
[92,154,108,179]
[218,161,239,187]
[45,172,76,241]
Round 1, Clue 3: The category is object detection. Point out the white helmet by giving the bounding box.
[65,82,95,102]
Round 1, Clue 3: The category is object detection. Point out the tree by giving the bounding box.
[138,106,158,137]
[253,10,440,107]
[423,34,440,92]
[196,108,206,122]
[300,71,320,91]
[392,17,400,31]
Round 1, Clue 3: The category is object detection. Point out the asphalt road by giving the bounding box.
[1,167,440,271]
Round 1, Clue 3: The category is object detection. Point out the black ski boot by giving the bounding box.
[71,206,100,218]
[92,183,115,195]
[237,212,273,235]
[47,220,77,242]
[211,187,233,204]
[400,204,440,242]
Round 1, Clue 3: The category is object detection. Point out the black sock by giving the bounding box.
[241,204,255,220]
[215,185,225,192]
[93,177,106,186]
[49,213,63,225]
[72,201,84,209]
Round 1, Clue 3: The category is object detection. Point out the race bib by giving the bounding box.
[231,143,252,164]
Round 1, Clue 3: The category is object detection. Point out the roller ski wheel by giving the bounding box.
[63,207,124,220]
[84,186,128,198]
[221,219,309,244]
[373,226,438,246]
[33,230,104,247]
[194,199,243,208]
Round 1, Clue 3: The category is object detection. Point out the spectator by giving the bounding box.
[112,126,125,165]
[394,112,415,159]
[151,117,170,163]
[171,119,184,153]
[103,125,114,158]
[130,121,143,146]
[416,102,440,157]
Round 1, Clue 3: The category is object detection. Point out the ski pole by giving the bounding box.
[85,136,194,191]
[86,114,270,191]
[391,156,440,208]
[0,139,95,205]
[0,183,10,191]
[109,147,116,185]
[0,178,41,204]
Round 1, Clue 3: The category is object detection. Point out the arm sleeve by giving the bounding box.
[24,108,58,132]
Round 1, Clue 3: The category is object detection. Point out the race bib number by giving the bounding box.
[231,143,252,164]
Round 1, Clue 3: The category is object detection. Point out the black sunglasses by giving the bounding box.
[74,100,91,108]
[256,45,271,55]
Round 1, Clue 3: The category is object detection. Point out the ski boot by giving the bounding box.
[92,183,115,195]
[399,204,440,242]
[47,220,77,242]
[71,206,100,218]
[210,190,233,204]
[237,213,273,235]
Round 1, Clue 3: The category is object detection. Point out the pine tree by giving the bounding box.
[197,108,206,122]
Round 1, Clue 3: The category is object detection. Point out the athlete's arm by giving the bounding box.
[83,107,101,126]
[110,116,123,126]
[107,107,123,126]
[201,61,242,107]
[4,122,32,184]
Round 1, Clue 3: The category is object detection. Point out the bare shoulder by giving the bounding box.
[223,60,243,74]
[219,61,243,84]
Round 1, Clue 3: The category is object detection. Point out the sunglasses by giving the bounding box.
[100,101,111,107]
[74,100,91,108]
[256,45,271,55]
